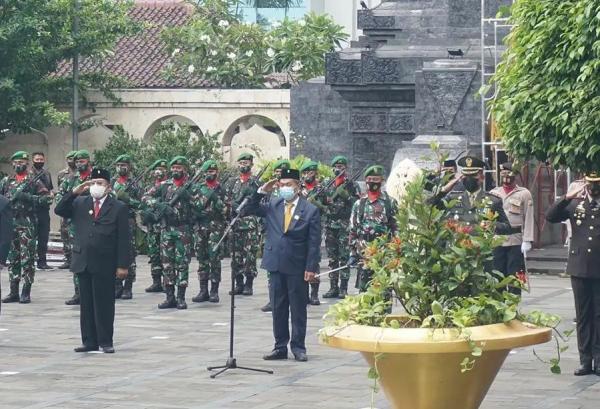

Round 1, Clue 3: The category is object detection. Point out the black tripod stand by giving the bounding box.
[207,199,273,378]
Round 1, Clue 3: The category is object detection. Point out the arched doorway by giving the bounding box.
[143,115,203,141]
[222,115,287,164]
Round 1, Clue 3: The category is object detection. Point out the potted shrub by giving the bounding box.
[320,171,561,409]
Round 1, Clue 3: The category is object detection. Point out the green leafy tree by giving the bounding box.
[489,0,600,171]
[92,126,144,170]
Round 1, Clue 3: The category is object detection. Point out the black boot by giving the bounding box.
[65,284,80,305]
[574,362,593,376]
[2,281,20,303]
[209,281,220,303]
[145,276,163,293]
[58,261,70,269]
[115,279,124,299]
[260,301,272,312]
[37,261,53,270]
[339,279,349,299]
[242,276,254,296]
[176,286,187,310]
[121,279,133,300]
[192,280,209,303]
[19,283,31,304]
[323,279,339,298]
[309,282,320,306]
[230,275,244,295]
[158,285,177,309]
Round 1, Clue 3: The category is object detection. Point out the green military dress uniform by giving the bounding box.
[0,151,51,304]
[57,151,77,269]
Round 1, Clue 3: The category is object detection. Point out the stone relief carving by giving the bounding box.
[325,53,362,85]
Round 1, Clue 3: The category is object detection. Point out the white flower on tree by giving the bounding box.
[218,20,229,28]
[298,19,306,27]
[187,64,195,74]
[199,34,211,43]
[266,48,275,58]
[227,52,237,60]
[291,61,303,72]
[245,50,254,57]
[210,50,218,56]
[171,48,180,57]
[206,66,216,73]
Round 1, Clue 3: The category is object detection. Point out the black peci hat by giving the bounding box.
[91,168,111,182]
[280,168,300,180]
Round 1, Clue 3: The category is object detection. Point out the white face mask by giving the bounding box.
[90,184,107,200]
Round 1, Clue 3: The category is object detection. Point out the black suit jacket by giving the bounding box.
[55,192,130,275]
[246,193,321,275]
[0,195,14,266]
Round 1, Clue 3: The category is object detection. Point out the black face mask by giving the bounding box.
[76,163,89,172]
[589,183,600,198]
[239,165,251,174]
[14,164,27,174]
[334,168,344,176]
[67,161,76,169]
[367,182,381,192]
[171,170,184,180]
[33,162,44,170]
[205,174,216,182]
[304,175,315,184]
[117,167,128,177]
[463,176,480,193]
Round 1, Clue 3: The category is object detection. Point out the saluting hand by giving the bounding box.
[566,183,586,200]
[260,179,279,193]
[73,180,92,195]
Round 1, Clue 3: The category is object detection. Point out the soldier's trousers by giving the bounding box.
[356,265,372,293]
[123,217,137,282]
[67,221,79,290]
[325,225,351,281]
[230,228,258,278]
[161,226,192,287]
[493,245,525,295]
[147,225,163,279]
[195,226,223,283]
[7,225,37,284]
[36,208,50,263]
[60,218,72,263]
[571,276,600,365]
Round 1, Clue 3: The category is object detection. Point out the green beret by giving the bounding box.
[364,165,384,177]
[273,159,291,170]
[331,155,348,166]
[169,156,189,168]
[66,150,78,159]
[201,160,219,172]
[74,150,90,160]
[11,151,29,161]
[115,154,132,164]
[300,160,318,173]
[150,159,168,170]
[237,152,254,162]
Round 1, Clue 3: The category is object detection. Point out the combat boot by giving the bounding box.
[176,286,187,310]
[2,281,20,303]
[158,285,177,309]
[65,285,80,305]
[209,281,220,303]
[58,261,70,270]
[145,276,163,293]
[322,280,339,298]
[114,280,124,299]
[339,279,349,299]
[242,276,254,296]
[19,283,31,304]
[230,275,244,295]
[192,280,209,303]
[260,301,272,312]
[121,279,133,300]
[309,282,320,306]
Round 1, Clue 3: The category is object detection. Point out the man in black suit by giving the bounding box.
[245,168,321,362]
[55,168,130,353]
[0,195,15,315]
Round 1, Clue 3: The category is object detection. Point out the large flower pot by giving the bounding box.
[321,319,551,409]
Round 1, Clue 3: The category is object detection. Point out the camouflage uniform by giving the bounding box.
[57,161,76,268]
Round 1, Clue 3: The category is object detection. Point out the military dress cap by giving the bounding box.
[300,160,319,173]
[201,160,219,172]
[585,171,600,182]
[115,154,133,164]
[499,162,519,175]
[11,151,29,161]
[66,150,78,159]
[169,156,189,168]
[280,168,300,180]
[74,150,90,160]
[150,159,168,170]
[273,159,291,170]
[237,152,254,162]
[364,165,384,177]
[443,159,457,168]
[91,168,111,182]
[331,155,348,166]
[458,155,485,175]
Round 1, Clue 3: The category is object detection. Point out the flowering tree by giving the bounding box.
[162,0,346,88]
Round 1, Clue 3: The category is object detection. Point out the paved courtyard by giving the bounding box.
[0,256,598,409]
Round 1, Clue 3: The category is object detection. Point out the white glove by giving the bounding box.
[521,241,532,255]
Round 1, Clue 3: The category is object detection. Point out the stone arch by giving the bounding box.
[143,115,203,141]
[223,114,287,164]
[222,115,286,148]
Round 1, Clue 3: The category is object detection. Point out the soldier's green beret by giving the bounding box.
[300,160,318,173]
[66,150,78,159]
[115,154,132,164]
[201,160,218,172]
[74,150,90,160]
[364,165,384,177]
[11,151,29,161]
[150,159,168,170]
[169,156,189,168]
[273,159,290,170]
[331,155,348,166]
[237,152,254,162]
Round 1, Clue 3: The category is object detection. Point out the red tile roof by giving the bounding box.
[56,0,208,88]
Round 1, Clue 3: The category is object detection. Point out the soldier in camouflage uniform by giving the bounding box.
[57,150,94,305]
[349,165,398,292]
[57,151,77,270]
[144,156,195,310]
[111,154,142,300]
[322,156,360,299]
[191,160,227,303]
[141,159,168,293]
[224,153,261,296]
[0,151,51,304]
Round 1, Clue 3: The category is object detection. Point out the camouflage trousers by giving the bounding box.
[8,225,37,284]
[66,221,79,290]
[325,224,351,281]
[147,225,163,279]
[230,227,259,278]
[60,218,72,263]
[160,225,192,287]
[123,217,137,282]
[194,224,223,283]
[356,265,372,293]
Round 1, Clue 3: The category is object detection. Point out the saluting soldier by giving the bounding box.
[490,162,534,294]
[349,165,397,292]
[322,156,360,299]
[546,171,600,376]
[111,154,142,300]
[0,151,51,304]
[57,151,78,270]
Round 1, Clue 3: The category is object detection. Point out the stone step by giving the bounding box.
[527,260,567,276]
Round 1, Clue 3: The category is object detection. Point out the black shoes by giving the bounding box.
[263,350,288,360]
[322,280,339,298]
[231,275,244,295]
[574,363,593,376]
[58,261,71,270]
[260,301,272,312]
[74,345,98,353]
[176,286,187,310]
[101,346,115,354]
[158,285,177,309]
[209,281,220,303]
[37,262,53,270]
[145,276,163,293]
[115,280,124,299]
[2,281,20,303]
[121,280,133,300]
[339,279,349,299]
[65,293,80,305]
[242,276,254,296]
[192,280,209,303]
[19,283,31,304]
[293,352,308,362]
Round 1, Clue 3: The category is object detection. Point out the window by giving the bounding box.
[238,1,308,27]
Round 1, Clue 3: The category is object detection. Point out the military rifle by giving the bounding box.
[153,165,206,226]
[11,171,46,199]
[329,165,369,202]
